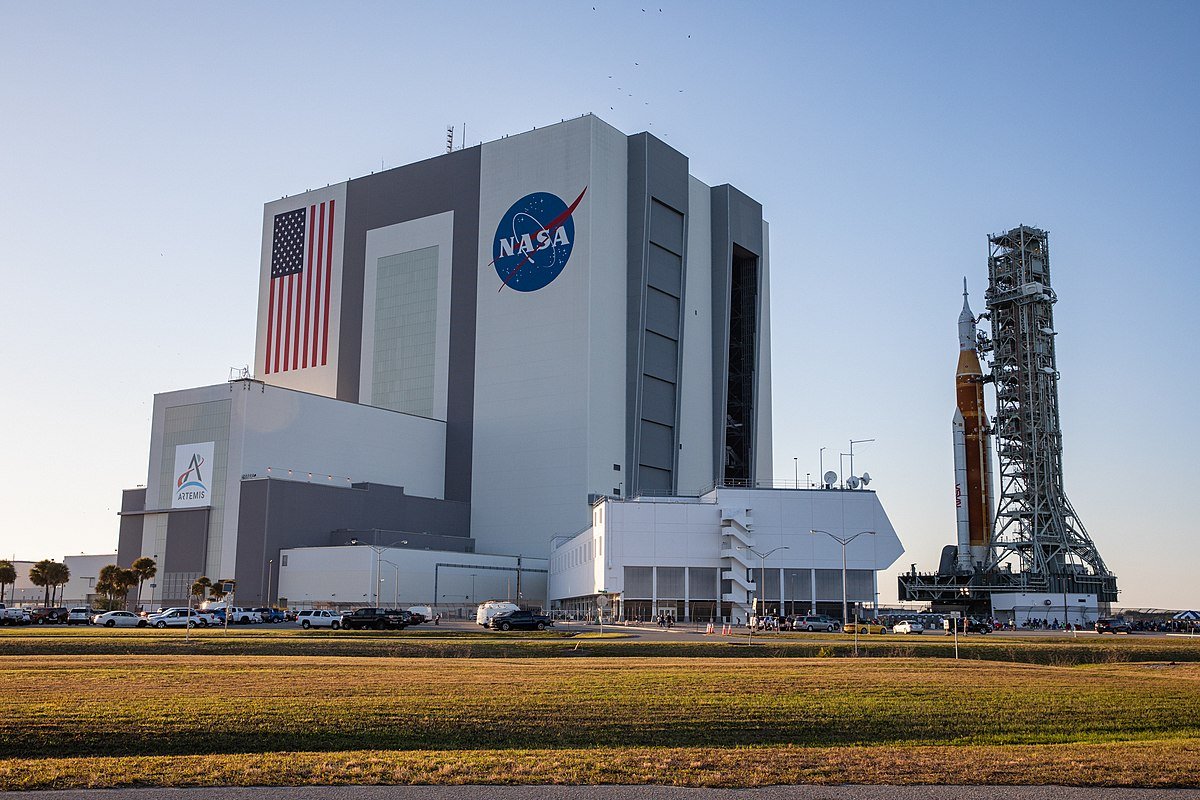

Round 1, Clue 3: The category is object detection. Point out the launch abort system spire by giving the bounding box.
[899,225,1118,612]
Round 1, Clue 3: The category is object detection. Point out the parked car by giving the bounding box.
[30,607,69,624]
[945,617,992,634]
[792,615,841,632]
[251,607,286,623]
[892,620,925,635]
[1096,618,1132,634]
[343,607,409,630]
[67,607,94,625]
[843,621,889,635]
[489,609,553,631]
[147,609,212,628]
[297,609,343,629]
[93,611,148,628]
[0,603,29,626]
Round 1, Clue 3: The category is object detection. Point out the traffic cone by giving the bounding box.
[705,622,714,635]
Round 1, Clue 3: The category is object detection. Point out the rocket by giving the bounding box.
[954,280,993,571]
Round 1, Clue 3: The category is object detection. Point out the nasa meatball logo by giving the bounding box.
[491,187,587,292]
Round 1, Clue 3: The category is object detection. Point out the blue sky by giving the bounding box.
[1,1,1196,607]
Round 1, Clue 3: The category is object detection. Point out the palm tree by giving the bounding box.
[208,578,228,602]
[29,560,54,607]
[131,556,157,611]
[45,562,70,606]
[192,576,212,604]
[96,565,139,611]
[0,560,15,605]
[190,578,209,606]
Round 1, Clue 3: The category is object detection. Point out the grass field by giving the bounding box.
[2,652,1198,789]
[4,625,1199,665]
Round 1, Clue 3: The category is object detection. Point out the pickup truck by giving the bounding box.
[0,603,30,626]
[342,607,410,631]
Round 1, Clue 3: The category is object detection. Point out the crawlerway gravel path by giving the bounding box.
[2,787,1198,800]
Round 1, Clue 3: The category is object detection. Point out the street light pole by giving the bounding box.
[349,538,408,607]
[849,438,875,481]
[793,457,798,488]
[810,529,876,627]
[736,545,789,645]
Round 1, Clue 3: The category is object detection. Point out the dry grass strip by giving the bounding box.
[2,740,1198,790]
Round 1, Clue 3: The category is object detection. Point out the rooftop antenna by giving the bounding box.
[461,122,467,150]
[446,125,454,154]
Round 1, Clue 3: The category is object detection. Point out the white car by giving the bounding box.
[893,620,925,635]
[93,611,148,628]
[67,607,93,625]
[147,609,212,628]
[297,609,342,629]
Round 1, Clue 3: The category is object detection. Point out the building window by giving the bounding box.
[281,555,288,567]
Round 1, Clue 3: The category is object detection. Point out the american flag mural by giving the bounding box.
[265,200,335,373]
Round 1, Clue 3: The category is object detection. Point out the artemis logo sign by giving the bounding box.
[172,442,215,509]
[491,187,586,292]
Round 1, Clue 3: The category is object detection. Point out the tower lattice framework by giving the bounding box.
[983,225,1117,602]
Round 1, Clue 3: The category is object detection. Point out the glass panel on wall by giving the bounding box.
[656,567,685,599]
[624,566,652,599]
[687,567,718,600]
[784,569,812,602]
[846,569,874,602]
[815,569,844,601]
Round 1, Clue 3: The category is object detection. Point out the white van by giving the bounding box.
[407,606,434,622]
[475,601,520,627]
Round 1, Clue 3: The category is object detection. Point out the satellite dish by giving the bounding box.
[860,472,871,486]
[846,475,861,489]
[823,471,838,487]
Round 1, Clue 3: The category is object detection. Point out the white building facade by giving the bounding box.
[550,487,904,623]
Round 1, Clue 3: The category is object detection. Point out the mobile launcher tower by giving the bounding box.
[899,225,1118,616]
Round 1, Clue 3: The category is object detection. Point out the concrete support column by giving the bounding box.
[683,568,690,621]
[810,569,817,614]
[651,566,658,617]
[778,567,785,615]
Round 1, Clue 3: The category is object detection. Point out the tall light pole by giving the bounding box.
[810,529,875,626]
[849,438,875,481]
[819,447,826,486]
[349,538,408,606]
[793,457,798,488]
[736,545,788,644]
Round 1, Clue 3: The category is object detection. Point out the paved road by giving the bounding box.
[4,786,1199,800]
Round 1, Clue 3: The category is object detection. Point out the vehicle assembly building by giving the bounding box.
[115,114,904,615]
[899,226,1117,624]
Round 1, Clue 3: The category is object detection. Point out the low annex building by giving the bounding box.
[276,545,547,617]
[549,486,903,622]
